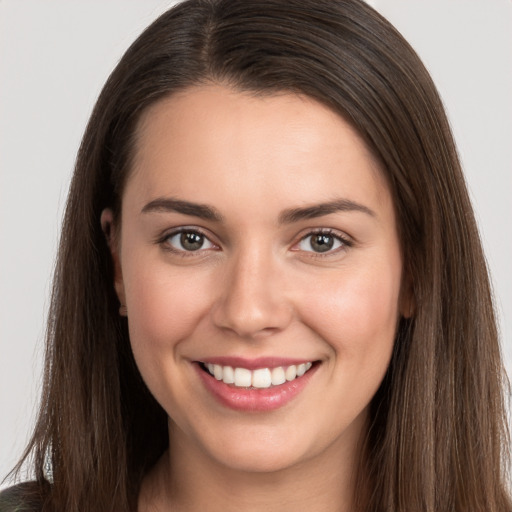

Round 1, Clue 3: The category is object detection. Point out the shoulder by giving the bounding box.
[0,482,46,512]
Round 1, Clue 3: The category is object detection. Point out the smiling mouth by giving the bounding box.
[199,361,316,389]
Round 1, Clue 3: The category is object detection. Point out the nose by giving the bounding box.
[211,246,293,339]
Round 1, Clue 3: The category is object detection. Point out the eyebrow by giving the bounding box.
[278,198,376,224]
[141,197,375,224]
[141,198,224,222]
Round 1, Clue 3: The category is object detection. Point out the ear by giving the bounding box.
[101,208,127,315]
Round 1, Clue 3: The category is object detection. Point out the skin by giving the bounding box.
[102,85,409,511]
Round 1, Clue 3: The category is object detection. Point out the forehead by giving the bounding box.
[126,84,392,220]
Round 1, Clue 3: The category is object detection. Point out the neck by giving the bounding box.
[139,416,367,512]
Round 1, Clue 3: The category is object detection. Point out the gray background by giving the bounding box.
[1,0,511,486]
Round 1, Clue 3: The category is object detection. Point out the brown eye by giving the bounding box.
[310,234,334,252]
[166,230,215,252]
[297,231,346,254]
[180,231,205,251]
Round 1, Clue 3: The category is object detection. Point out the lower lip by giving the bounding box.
[194,363,319,412]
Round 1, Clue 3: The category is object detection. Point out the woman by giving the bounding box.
[1,0,510,510]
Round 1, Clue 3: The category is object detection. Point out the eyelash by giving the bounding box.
[293,228,353,257]
[157,227,217,257]
[157,227,352,258]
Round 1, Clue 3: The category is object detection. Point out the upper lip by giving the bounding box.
[198,356,317,370]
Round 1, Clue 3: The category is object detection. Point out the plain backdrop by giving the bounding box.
[1,0,511,487]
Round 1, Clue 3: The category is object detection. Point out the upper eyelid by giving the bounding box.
[293,227,352,244]
[158,226,214,242]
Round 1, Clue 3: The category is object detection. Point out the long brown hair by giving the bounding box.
[7,0,510,510]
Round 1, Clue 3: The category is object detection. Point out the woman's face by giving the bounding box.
[109,85,406,474]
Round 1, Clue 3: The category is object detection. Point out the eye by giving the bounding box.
[165,229,216,252]
[296,231,349,254]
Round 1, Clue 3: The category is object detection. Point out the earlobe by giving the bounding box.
[100,208,115,248]
[100,208,127,315]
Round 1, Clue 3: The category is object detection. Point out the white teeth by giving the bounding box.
[271,366,286,386]
[233,367,252,387]
[285,365,297,381]
[223,365,234,384]
[296,363,307,377]
[204,362,314,388]
[213,364,223,380]
[252,368,272,388]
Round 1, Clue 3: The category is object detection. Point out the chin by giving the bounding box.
[188,421,327,475]
[211,443,310,474]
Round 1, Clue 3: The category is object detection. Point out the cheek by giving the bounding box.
[122,258,212,359]
[297,257,402,426]
[298,257,402,359]
[121,259,217,416]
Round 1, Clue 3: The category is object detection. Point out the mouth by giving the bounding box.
[199,361,315,389]
[194,359,320,412]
